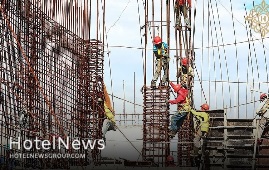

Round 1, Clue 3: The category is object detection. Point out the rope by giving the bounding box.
[108,94,143,107]
[106,0,131,34]
[107,35,269,50]
[193,62,207,103]
[217,0,269,51]
[228,0,240,117]
[214,0,232,109]
[114,124,144,161]
[103,14,115,110]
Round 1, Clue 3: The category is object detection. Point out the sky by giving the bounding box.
[101,0,269,120]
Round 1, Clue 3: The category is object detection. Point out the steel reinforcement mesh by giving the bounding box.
[0,0,104,169]
[142,87,170,167]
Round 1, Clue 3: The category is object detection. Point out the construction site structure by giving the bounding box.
[0,0,269,169]
[175,1,194,167]
[141,0,171,166]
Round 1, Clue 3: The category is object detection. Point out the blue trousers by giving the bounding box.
[170,112,187,132]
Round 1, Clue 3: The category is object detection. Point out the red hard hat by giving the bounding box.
[167,155,174,162]
[200,103,209,110]
[173,84,181,92]
[153,36,162,45]
[260,93,267,101]
[181,58,188,66]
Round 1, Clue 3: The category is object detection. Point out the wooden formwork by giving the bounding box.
[202,110,269,170]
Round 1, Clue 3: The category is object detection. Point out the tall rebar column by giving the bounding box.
[0,0,104,168]
[142,0,171,167]
[176,1,194,166]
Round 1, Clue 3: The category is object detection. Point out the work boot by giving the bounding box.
[108,121,116,131]
[175,24,181,31]
[159,82,165,86]
[185,18,191,30]
[175,19,181,30]
[151,80,156,88]
[168,130,177,138]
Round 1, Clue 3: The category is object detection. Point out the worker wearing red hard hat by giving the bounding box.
[174,0,191,30]
[167,81,189,138]
[177,57,194,85]
[183,103,210,150]
[256,93,269,146]
[151,36,169,87]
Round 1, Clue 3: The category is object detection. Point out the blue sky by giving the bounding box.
[101,0,269,120]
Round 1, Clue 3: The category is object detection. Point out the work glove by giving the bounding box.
[257,110,265,116]
[97,98,103,103]
[163,53,169,57]
[183,104,191,112]
[165,99,170,104]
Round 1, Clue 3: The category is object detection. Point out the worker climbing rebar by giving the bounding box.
[151,36,169,88]
[97,76,116,144]
[177,57,194,87]
[174,0,191,30]
[255,93,269,144]
[183,103,210,155]
[167,81,189,138]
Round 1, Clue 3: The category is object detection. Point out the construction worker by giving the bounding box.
[151,36,169,87]
[256,93,269,144]
[167,81,189,138]
[174,0,191,30]
[177,57,194,85]
[183,103,210,148]
[166,155,176,167]
[97,76,116,143]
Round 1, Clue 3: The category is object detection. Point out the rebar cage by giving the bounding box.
[0,0,104,168]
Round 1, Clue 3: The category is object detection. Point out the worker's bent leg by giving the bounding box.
[194,128,202,148]
[161,58,169,84]
[102,119,110,137]
[170,112,187,132]
[152,59,162,86]
[182,5,188,19]
[175,7,180,26]
[183,5,190,28]
[258,118,268,139]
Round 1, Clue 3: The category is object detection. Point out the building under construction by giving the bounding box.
[0,0,269,169]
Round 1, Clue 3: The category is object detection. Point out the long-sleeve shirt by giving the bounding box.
[169,82,188,104]
[256,99,269,118]
[190,110,209,133]
[255,99,269,139]
[153,42,168,58]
